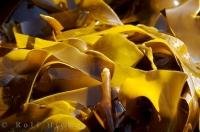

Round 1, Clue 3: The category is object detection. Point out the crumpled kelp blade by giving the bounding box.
[93,33,143,67]
[112,65,187,119]
[0,1,200,131]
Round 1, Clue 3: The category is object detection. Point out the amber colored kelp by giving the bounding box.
[0,0,199,132]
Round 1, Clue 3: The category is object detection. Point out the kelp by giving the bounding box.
[0,0,200,132]
[138,24,200,131]
[109,0,188,25]
[93,33,143,67]
[28,114,89,132]
[32,0,69,12]
[33,86,102,107]
[40,14,64,35]
[95,68,114,132]
[32,0,122,26]
[0,101,89,131]
[14,31,59,49]
[163,0,200,62]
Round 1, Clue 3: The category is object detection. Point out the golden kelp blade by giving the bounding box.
[56,26,95,41]
[112,64,187,118]
[14,31,59,49]
[57,24,155,45]
[15,29,88,50]
[165,0,200,62]
[44,101,86,116]
[33,86,102,107]
[3,49,48,73]
[0,101,89,131]
[79,0,122,25]
[28,114,89,132]
[40,14,64,35]
[78,24,155,45]
[5,49,30,61]
[0,0,199,130]
[144,39,173,56]
[35,61,100,92]
[111,64,144,87]
[93,33,144,67]
[43,43,114,80]
[96,25,155,37]
[57,25,144,42]
[137,26,200,108]
[181,93,199,131]
[65,38,88,52]
[138,25,200,77]
[33,0,122,26]
[3,40,114,79]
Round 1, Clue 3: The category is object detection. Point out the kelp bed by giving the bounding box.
[0,0,199,132]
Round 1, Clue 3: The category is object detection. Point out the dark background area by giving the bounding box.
[0,0,20,24]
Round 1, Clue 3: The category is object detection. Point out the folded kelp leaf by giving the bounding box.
[138,25,200,77]
[0,101,89,131]
[79,0,122,25]
[65,38,88,52]
[164,0,200,62]
[1,1,200,130]
[3,39,114,78]
[138,25,200,102]
[56,26,96,41]
[93,33,144,67]
[144,39,181,70]
[109,0,187,25]
[104,29,199,131]
[131,37,198,131]
[1,52,106,108]
[32,0,122,26]
[14,28,88,50]
[14,31,59,49]
[4,0,122,41]
[32,86,102,107]
[173,98,189,132]
[2,49,49,74]
[43,43,114,80]
[33,61,100,97]
[135,26,200,130]
[56,24,155,44]
[181,93,199,131]
[112,65,187,118]
[115,67,187,131]
[40,14,64,35]
[32,0,68,12]
[0,68,106,132]
[77,24,155,45]
[0,44,111,116]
